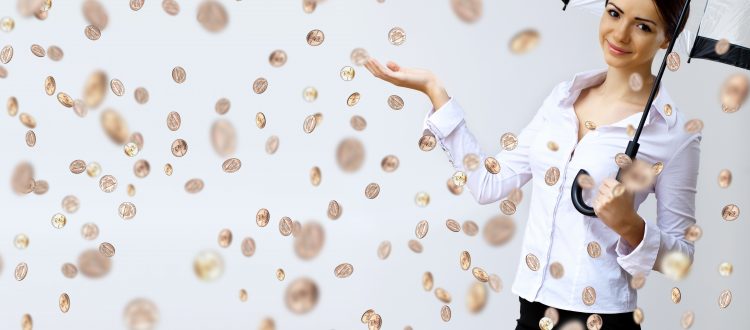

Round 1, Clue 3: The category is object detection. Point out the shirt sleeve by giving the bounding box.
[422,96,549,205]
[615,132,702,277]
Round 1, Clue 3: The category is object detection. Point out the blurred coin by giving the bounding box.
[661,250,691,281]
[549,262,564,279]
[684,118,703,133]
[586,314,603,330]
[629,72,643,91]
[210,119,237,156]
[334,263,353,278]
[184,178,204,193]
[451,0,482,23]
[489,274,503,293]
[130,0,145,11]
[718,169,732,188]
[293,221,325,260]
[388,95,404,110]
[721,204,739,221]
[51,213,67,228]
[435,287,451,303]
[667,52,680,71]
[680,311,694,329]
[388,27,406,45]
[684,224,702,242]
[671,287,681,303]
[82,0,108,29]
[196,0,228,33]
[78,248,111,278]
[350,48,370,65]
[265,135,279,154]
[83,70,107,108]
[463,220,479,236]
[81,223,99,240]
[44,76,56,95]
[327,200,341,220]
[101,110,130,144]
[336,137,365,172]
[15,262,28,280]
[509,29,540,54]
[306,29,324,46]
[99,242,115,257]
[268,49,287,67]
[19,113,36,128]
[422,271,434,291]
[84,25,101,40]
[483,214,515,246]
[501,132,518,150]
[440,305,451,321]
[545,167,560,185]
[381,155,399,172]
[377,240,391,260]
[119,202,136,220]
[414,192,430,207]
[162,0,180,15]
[407,239,423,253]
[1,45,13,64]
[123,298,159,330]
[720,73,748,113]
[171,66,186,83]
[718,289,732,308]
[61,263,78,278]
[284,277,319,314]
[419,134,437,151]
[719,262,733,276]
[193,250,224,281]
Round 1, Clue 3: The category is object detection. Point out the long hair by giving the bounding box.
[605,0,690,40]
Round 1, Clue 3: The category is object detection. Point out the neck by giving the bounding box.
[597,65,657,105]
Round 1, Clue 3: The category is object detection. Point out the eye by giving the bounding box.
[608,9,620,18]
[637,23,652,32]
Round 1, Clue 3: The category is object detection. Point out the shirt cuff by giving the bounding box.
[615,218,661,277]
[422,97,464,139]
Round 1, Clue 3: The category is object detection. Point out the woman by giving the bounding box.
[365,0,700,329]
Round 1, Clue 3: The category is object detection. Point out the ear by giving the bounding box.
[659,35,670,49]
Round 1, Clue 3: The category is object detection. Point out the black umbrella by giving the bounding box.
[562,0,750,217]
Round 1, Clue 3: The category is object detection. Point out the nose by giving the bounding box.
[612,20,631,44]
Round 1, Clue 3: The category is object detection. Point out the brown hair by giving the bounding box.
[606,0,690,40]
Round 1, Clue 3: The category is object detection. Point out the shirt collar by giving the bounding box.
[557,67,677,133]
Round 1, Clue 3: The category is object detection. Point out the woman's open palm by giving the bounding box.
[364,58,436,93]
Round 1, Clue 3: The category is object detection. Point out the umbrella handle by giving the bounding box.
[562,0,569,10]
[571,169,597,217]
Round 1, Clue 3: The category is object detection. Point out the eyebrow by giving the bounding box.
[608,2,659,26]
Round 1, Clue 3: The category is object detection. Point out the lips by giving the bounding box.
[607,40,631,55]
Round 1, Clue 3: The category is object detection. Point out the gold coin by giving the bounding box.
[284,277,319,314]
[458,250,471,270]
[213,97,231,115]
[32,179,48,195]
[361,309,376,324]
[667,52,681,71]
[547,141,559,152]
[193,250,224,281]
[123,142,138,157]
[130,0,145,11]
[408,239,423,253]
[500,199,517,215]
[303,114,317,133]
[15,262,28,281]
[268,49,287,67]
[720,73,748,113]
[279,216,293,236]
[721,204,740,221]
[350,48,370,65]
[584,120,597,130]
[539,317,554,330]
[414,192,430,207]
[549,262,564,279]
[346,92,361,106]
[61,262,78,278]
[166,111,181,131]
[715,38,730,55]
[133,159,150,178]
[171,139,188,157]
[472,267,489,282]
[253,77,268,93]
[51,213,67,229]
[451,0,482,23]
[7,96,18,116]
[210,119,238,156]
[306,166,321,187]
[364,182,381,199]
[718,289,732,308]
[719,262,733,276]
[240,237,256,257]
[483,156,501,174]
[435,287,451,303]
[651,162,664,176]
[586,314,603,330]
[0,17,14,32]
[440,305,451,322]
[489,274,503,293]
[377,240,391,260]
[630,272,646,290]
[101,110,130,144]
[509,29,540,54]
[133,87,149,104]
[661,251,691,281]
[387,95,404,110]
[44,76,56,95]
[629,72,643,91]
[340,66,355,81]
[466,281,488,313]
[162,0,180,15]
[14,234,29,249]
[57,92,74,107]
[718,169,732,188]
[99,242,115,257]
[576,173,595,190]
[500,132,518,150]
[671,287,682,303]
[184,178,204,193]
[0,65,6,79]
[615,153,633,168]
[587,241,601,258]
[446,219,461,232]
[78,248,111,278]
[19,112,37,128]
[81,223,99,240]
[216,228,232,248]
[0,45,13,64]
[663,103,673,116]
[108,79,124,96]
[388,27,406,45]
[293,221,325,260]
[422,271,434,291]
[99,174,117,193]
[544,167,560,185]
[163,163,173,176]
[83,70,107,108]
[452,171,467,187]
[118,202,136,220]
[482,214,515,246]
[25,130,36,147]
[463,153,480,171]
[196,0,228,33]
[239,289,248,302]
[58,293,70,313]
[170,66,187,84]
[327,200,342,220]
[414,220,429,239]
[582,286,597,306]
[525,253,540,271]
[334,263,354,278]
[127,184,135,197]
[222,158,241,173]
[84,24,101,40]
[256,208,270,227]
[83,0,109,29]
[681,311,694,329]
[123,298,160,330]
[684,118,704,133]
[253,112,266,129]
[447,177,464,195]
[463,220,479,236]
[368,313,382,330]
[419,134,437,151]
[684,224,702,242]
[306,29,325,46]
[350,115,366,131]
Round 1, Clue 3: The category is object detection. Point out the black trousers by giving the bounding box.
[516,297,642,330]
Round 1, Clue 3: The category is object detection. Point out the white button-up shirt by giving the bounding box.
[422,67,702,313]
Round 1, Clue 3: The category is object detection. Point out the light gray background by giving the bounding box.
[0,0,747,329]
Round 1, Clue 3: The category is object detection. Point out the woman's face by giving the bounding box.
[599,0,670,70]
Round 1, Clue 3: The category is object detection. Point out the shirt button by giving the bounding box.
[525,253,540,271]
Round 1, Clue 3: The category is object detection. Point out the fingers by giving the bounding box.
[386,61,401,72]
[365,58,393,81]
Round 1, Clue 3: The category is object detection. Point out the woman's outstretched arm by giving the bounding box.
[364,58,549,205]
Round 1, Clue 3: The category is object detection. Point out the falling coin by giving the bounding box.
[279,217,293,236]
[44,76,56,95]
[629,72,644,91]
[388,27,406,45]
[446,219,461,232]
[435,287,451,303]
[472,267,489,282]
[365,183,380,199]
[51,213,67,229]
[715,38,730,55]
[388,95,404,110]
[99,174,118,192]
[501,132,518,150]
[81,223,99,240]
[25,130,36,147]
[193,250,224,281]
[680,311,694,329]
[549,262,564,279]
[415,220,429,239]
[451,0,483,23]
[350,48,370,65]
[293,221,325,260]
[671,287,682,303]
[118,202,136,220]
[683,118,704,133]
[284,277,319,314]
[61,263,78,278]
[303,114,317,133]
[684,224,702,242]
[545,167,560,185]
[184,178,204,193]
[408,239,423,253]
[463,220,479,236]
[334,263,354,278]
[196,0,229,33]
[253,77,268,94]
[166,111,181,131]
[719,262,733,276]
[327,200,341,220]
[489,274,503,293]
[718,289,732,308]
[582,286,597,306]
[172,66,186,84]
[15,262,28,281]
[84,25,101,40]
[721,204,739,221]
[452,171,467,187]
[630,273,646,290]
[268,49,287,67]
[340,66,355,81]
[539,317,554,330]
[587,314,603,330]
[162,0,180,15]
[509,29,540,54]
[123,142,139,157]
[500,199,516,215]
[110,78,125,96]
[256,208,270,227]
[77,248,111,278]
[525,253,540,271]
[587,241,601,258]
[0,17,14,32]
[661,250,691,281]
[99,242,115,257]
[171,139,188,157]
[440,305,451,322]
[718,169,732,188]
[667,52,681,71]
[265,135,279,154]
[484,157,501,174]
[130,0,145,11]
[1,45,13,64]
[577,173,595,190]
[57,92,74,107]
[419,134,437,151]
[306,29,324,46]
